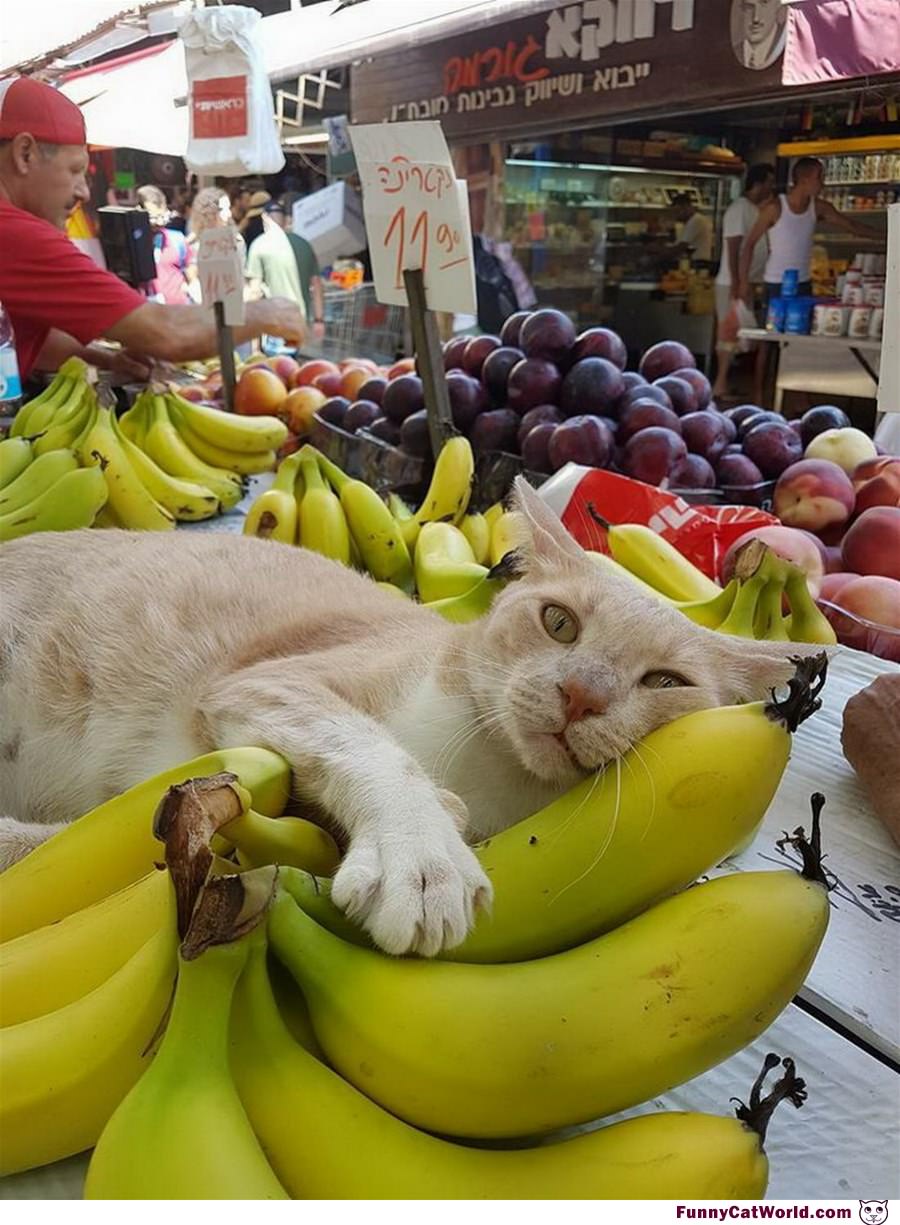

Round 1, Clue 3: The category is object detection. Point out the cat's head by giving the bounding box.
[859,1203,889,1225]
[455,478,818,787]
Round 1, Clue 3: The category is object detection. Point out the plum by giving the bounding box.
[716,453,764,487]
[671,453,716,489]
[559,357,624,418]
[506,358,562,414]
[724,404,764,430]
[446,370,489,433]
[680,411,732,463]
[622,427,687,486]
[618,400,682,442]
[314,396,351,427]
[520,309,577,364]
[639,340,695,382]
[619,382,672,413]
[548,416,614,472]
[569,327,627,370]
[740,410,787,440]
[517,404,562,449]
[800,404,852,448]
[500,310,532,348]
[521,422,556,473]
[671,367,711,410]
[443,336,469,370]
[462,334,502,378]
[481,346,524,404]
[653,375,698,416]
[343,399,382,433]
[742,422,803,478]
[382,374,425,423]
[356,376,388,407]
[400,409,431,458]
[364,415,402,446]
[470,408,520,455]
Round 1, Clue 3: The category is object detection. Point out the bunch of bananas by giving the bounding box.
[0,654,831,1198]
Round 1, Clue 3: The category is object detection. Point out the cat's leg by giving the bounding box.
[200,670,492,957]
[0,816,64,870]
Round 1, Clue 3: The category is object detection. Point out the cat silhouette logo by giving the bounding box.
[859,1203,888,1225]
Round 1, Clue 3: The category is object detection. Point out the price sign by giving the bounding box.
[198,225,245,326]
[349,121,476,315]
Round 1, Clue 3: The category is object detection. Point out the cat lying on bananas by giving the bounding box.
[0,479,814,957]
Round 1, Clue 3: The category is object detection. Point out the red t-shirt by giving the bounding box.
[0,199,145,380]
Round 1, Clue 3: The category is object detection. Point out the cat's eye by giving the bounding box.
[541,604,579,644]
[642,670,691,689]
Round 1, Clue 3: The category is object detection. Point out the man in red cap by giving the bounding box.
[0,76,304,383]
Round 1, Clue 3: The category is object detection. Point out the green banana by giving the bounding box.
[459,510,491,565]
[0,466,107,541]
[221,807,341,876]
[9,371,78,438]
[30,383,91,456]
[415,520,489,603]
[387,492,421,551]
[785,567,837,644]
[422,575,505,622]
[0,448,79,514]
[0,437,33,489]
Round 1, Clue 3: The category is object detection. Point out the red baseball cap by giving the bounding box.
[0,76,86,145]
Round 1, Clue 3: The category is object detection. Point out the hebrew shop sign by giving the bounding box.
[351,0,789,139]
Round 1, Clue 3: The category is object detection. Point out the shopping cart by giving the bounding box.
[317,283,409,367]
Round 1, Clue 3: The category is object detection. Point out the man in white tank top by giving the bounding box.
[737,156,879,306]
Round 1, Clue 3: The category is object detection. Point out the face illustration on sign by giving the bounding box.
[730,0,786,70]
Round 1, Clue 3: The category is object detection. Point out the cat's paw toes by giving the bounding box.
[331,841,382,921]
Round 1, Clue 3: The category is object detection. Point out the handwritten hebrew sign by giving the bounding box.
[198,225,245,326]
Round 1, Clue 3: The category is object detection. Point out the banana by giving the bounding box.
[117,399,147,447]
[80,405,176,532]
[414,434,474,525]
[243,453,302,544]
[232,944,799,1199]
[785,567,837,644]
[169,401,276,475]
[0,466,107,541]
[313,449,414,589]
[422,575,504,623]
[270,865,829,1139]
[414,521,489,603]
[375,580,411,599]
[754,564,791,641]
[0,869,173,1027]
[85,925,286,1198]
[92,503,125,529]
[387,492,421,551]
[108,409,220,522]
[298,450,351,563]
[677,579,741,629]
[168,391,287,454]
[0,919,177,1175]
[9,369,80,438]
[0,747,291,942]
[142,395,243,509]
[489,509,527,567]
[597,514,722,602]
[459,510,491,565]
[0,437,32,489]
[482,500,504,531]
[0,448,78,515]
[220,808,341,876]
[30,384,91,456]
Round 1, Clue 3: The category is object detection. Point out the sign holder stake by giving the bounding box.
[403,268,454,458]
[214,301,236,414]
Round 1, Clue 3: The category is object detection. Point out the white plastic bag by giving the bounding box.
[179,4,284,177]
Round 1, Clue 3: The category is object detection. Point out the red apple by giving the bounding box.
[721,525,825,595]
[837,575,900,628]
[841,506,900,580]
[773,459,856,532]
[339,366,373,402]
[819,572,860,604]
[234,366,287,417]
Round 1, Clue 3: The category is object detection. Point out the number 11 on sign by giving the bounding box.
[384,206,466,290]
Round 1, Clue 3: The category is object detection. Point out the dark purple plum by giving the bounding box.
[719,414,738,443]
[356,376,387,407]
[481,346,524,404]
[670,453,716,489]
[521,422,556,473]
[680,411,732,463]
[800,404,852,448]
[443,336,469,370]
[622,427,687,486]
[506,358,562,414]
[653,375,699,417]
[547,416,614,472]
[724,404,764,429]
[716,452,764,486]
[314,396,350,427]
[671,367,712,410]
[618,401,682,442]
[446,371,489,433]
[741,410,788,439]
[569,327,627,371]
[517,404,562,449]
[639,341,696,383]
[499,310,532,348]
[620,382,672,413]
[742,423,803,478]
[470,408,521,456]
[462,334,502,378]
[520,309,577,364]
[382,374,425,424]
[342,399,382,433]
[399,409,431,458]
[559,357,624,419]
[364,415,402,445]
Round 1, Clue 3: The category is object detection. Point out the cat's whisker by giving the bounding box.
[546,756,622,907]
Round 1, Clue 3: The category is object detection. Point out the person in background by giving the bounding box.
[712,162,775,402]
[136,183,196,306]
[245,199,307,330]
[671,193,713,263]
[185,187,246,305]
[267,198,325,343]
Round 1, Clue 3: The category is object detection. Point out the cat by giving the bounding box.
[859,1203,889,1225]
[0,478,806,956]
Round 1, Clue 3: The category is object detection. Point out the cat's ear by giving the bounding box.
[509,476,586,571]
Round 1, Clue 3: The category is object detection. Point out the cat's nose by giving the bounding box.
[559,677,610,725]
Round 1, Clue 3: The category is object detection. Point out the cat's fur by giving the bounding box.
[0,480,803,955]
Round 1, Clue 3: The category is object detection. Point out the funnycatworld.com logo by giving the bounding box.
[859,1204,888,1225]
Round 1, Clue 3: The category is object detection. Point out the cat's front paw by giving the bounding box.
[332,824,492,958]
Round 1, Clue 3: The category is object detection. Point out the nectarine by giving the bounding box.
[340,366,373,401]
[387,357,416,380]
[721,524,824,595]
[312,370,345,398]
[804,427,877,474]
[841,506,900,580]
[281,386,326,435]
[294,359,339,388]
[837,575,900,629]
[235,366,288,417]
[773,459,855,532]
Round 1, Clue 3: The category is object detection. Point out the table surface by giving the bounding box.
[739,327,882,351]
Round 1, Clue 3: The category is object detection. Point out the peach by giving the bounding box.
[340,366,372,401]
[268,355,300,385]
[721,524,825,596]
[387,357,416,380]
[818,572,859,604]
[855,474,900,515]
[293,359,339,389]
[804,427,877,474]
[836,575,900,629]
[773,459,855,531]
[312,370,344,398]
[823,545,844,574]
[841,506,900,580]
[281,386,326,435]
[234,366,287,417]
[851,454,900,489]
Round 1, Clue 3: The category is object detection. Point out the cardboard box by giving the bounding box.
[291,182,366,267]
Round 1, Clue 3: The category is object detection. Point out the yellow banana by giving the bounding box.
[589,551,743,631]
[168,391,287,454]
[0,747,291,942]
[298,450,351,563]
[30,383,91,456]
[271,864,829,1139]
[459,510,491,565]
[168,401,276,475]
[86,915,286,1199]
[422,575,504,622]
[0,919,178,1175]
[243,452,302,543]
[597,514,722,602]
[785,567,837,645]
[482,500,504,531]
[0,437,32,489]
[414,520,488,603]
[414,434,474,525]
[0,465,107,541]
[489,509,527,567]
[80,405,175,532]
[92,503,125,529]
[0,869,173,1027]
[233,944,801,1199]
[109,410,220,522]
[0,448,79,515]
[141,395,243,509]
[387,492,421,551]
[221,808,340,876]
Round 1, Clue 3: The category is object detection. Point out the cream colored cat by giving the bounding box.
[0,479,802,955]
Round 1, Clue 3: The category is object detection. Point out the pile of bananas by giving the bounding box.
[0,653,832,1198]
[1,366,287,539]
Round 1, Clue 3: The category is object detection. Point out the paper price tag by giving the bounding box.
[198,225,245,326]
[349,121,476,315]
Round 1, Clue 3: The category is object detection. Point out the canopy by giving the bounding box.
[783,0,900,85]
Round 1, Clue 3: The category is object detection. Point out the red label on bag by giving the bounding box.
[192,76,248,139]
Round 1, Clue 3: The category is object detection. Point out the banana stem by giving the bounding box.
[733,1053,807,1149]
[764,653,828,732]
[299,452,326,493]
[775,793,833,890]
[302,445,348,494]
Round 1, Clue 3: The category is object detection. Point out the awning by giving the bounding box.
[783,0,900,86]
